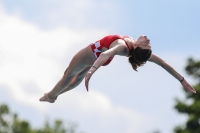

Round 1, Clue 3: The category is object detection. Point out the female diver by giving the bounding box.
[39,34,196,103]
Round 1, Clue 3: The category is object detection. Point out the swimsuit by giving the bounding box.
[90,35,131,66]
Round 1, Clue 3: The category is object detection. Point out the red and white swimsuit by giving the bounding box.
[90,35,131,66]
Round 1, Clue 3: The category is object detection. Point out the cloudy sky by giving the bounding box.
[0,0,200,133]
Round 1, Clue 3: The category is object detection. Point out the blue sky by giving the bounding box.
[0,0,200,133]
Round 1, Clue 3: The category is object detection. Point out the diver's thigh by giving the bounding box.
[65,47,93,77]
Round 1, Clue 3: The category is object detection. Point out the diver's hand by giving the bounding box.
[85,66,98,91]
[181,79,196,94]
[85,71,93,92]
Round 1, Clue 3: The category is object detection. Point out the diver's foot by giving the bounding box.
[39,93,55,103]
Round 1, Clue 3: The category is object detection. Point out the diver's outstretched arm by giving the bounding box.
[85,44,127,91]
[84,52,114,91]
[148,54,196,93]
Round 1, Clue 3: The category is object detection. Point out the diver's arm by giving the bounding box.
[148,54,183,81]
[85,44,127,91]
[148,54,196,93]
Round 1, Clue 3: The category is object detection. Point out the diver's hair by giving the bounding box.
[128,47,152,71]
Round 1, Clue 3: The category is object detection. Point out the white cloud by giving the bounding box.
[0,6,107,110]
[45,89,145,133]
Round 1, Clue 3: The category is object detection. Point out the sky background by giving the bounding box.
[0,0,200,133]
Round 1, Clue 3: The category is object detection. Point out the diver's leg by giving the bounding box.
[39,46,94,103]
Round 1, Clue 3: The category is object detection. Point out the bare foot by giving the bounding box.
[39,93,55,103]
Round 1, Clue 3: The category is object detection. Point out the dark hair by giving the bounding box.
[128,47,152,71]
